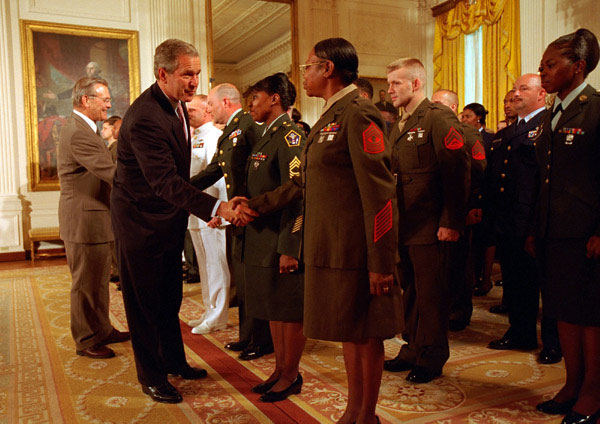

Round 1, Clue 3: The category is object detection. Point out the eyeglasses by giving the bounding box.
[88,95,111,105]
[299,61,326,76]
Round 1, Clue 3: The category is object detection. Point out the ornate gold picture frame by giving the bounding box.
[20,20,140,191]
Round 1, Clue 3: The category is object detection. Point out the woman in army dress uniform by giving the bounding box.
[242,73,306,403]
[236,38,403,424]
[534,29,600,424]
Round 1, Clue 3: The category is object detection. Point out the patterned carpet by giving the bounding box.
[0,264,566,423]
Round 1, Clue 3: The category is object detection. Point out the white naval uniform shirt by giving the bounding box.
[188,122,227,229]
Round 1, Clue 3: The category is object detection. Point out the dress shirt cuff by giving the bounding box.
[211,200,222,217]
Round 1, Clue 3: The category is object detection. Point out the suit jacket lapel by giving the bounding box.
[150,83,189,160]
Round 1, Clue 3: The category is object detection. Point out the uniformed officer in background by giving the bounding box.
[190,83,274,360]
[486,74,560,361]
[383,58,470,383]
[431,89,487,332]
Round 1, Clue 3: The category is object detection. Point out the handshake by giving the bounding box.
[213,196,259,227]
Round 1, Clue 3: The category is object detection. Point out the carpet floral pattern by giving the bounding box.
[0,264,566,423]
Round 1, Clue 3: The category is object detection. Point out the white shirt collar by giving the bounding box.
[262,113,287,136]
[227,108,243,127]
[553,81,588,112]
[73,110,97,133]
[519,106,546,124]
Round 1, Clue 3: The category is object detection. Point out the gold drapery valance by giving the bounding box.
[433,0,520,131]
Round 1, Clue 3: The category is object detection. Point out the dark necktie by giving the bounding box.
[550,103,563,120]
[176,102,188,142]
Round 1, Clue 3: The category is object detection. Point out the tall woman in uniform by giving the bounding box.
[242,73,306,403]
[238,38,403,424]
[534,29,600,424]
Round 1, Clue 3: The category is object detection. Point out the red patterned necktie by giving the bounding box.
[176,102,188,142]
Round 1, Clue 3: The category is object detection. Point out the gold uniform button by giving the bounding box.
[219,150,223,155]
[226,184,231,189]
[545,178,549,183]
[507,145,511,151]
[223,173,228,178]
[500,187,505,192]
[504,159,508,164]
[221,161,226,166]
[547,165,550,170]
[548,150,551,155]
[501,173,506,178]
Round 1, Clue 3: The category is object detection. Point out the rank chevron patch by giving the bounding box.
[444,127,464,150]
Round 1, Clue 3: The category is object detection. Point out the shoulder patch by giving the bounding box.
[285,130,301,147]
[374,200,393,242]
[471,140,485,160]
[362,122,385,154]
[444,127,464,150]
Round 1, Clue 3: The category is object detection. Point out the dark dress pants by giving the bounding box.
[229,230,272,347]
[497,235,539,344]
[448,231,474,325]
[397,243,450,372]
[117,241,188,387]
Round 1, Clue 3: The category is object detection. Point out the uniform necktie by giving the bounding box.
[176,102,188,142]
[551,103,563,131]
[397,110,410,133]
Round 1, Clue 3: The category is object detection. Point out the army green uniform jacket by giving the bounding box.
[249,89,398,274]
[389,98,470,245]
[243,114,304,267]
[190,110,258,199]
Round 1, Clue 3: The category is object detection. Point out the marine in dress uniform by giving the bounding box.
[190,104,273,358]
[384,95,470,381]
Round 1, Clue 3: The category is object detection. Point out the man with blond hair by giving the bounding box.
[383,58,470,383]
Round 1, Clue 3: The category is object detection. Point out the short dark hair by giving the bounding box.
[464,102,488,125]
[72,77,109,107]
[105,115,122,126]
[548,28,600,77]
[314,38,358,86]
[153,39,199,80]
[291,107,302,122]
[248,72,296,110]
[355,77,373,100]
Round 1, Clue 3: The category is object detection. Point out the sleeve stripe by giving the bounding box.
[292,215,303,233]
[374,200,393,242]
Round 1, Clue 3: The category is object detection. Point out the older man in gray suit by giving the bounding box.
[58,77,130,359]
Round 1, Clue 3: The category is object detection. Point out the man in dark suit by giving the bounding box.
[383,59,470,383]
[191,84,274,361]
[58,77,130,360]
[111,39,243,404]
[486,74,558,355]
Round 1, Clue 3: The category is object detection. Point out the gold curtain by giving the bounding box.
[433,0,521,130]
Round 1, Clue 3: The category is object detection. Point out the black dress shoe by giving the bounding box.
[251,379,279,394]
[225,340,250,352]
[473,280,493,296]
[142,383,183,403]
[76,344,115,358]
[538,347,563,364]
[239,344,274,361]
[383,356,413,372]
[449,320,469,331]
[406,366,441,383]
[537,398,576,415]
[561,410,600,424]
[168,366,207,380]
[488,337,538,350]
[489,304,508,314]
[259,374,302,402]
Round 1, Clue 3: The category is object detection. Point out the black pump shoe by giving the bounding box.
[536,398,576,415]
[251,379,279,394]
[259,374,302,402]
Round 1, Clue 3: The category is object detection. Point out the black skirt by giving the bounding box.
[540,238,600,326]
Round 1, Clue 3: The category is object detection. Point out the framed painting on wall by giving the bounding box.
[20,20,140,191]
